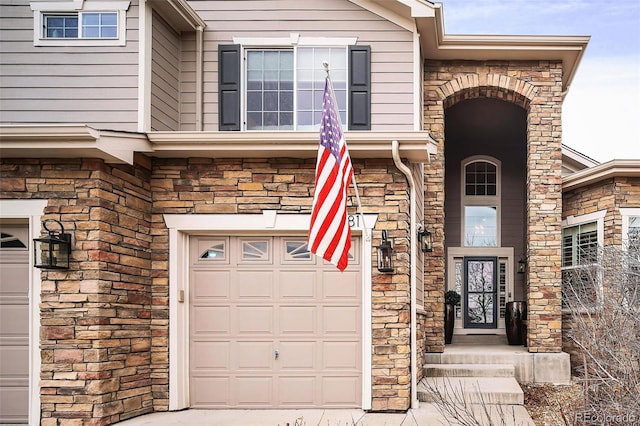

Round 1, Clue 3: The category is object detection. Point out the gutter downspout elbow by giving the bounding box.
[391,140,419,409]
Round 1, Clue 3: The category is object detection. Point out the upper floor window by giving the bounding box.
[44,12,118,39]
[245,47,346,131]
[31,1,130,46]
[462,157,501,247]
[219,35,370,132]
[561,210,606,308]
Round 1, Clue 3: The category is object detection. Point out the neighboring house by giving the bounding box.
[1,0,633,425]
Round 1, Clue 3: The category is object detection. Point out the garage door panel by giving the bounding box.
[323,306,360,335]
[0,305,28,336]
[192,306,230,335]
[323,342,360,370]
[236,271,273,299]
[191,377,230,407]
[236,306,273,335]
[0,385,29,421]
[279,306,316,334]
[279,271,316,299]
[0,345,30,376]
[0,224,30,423]
[236,341,273,370]
[323,271,360,300]
[191,341,229,370]
[192,270,230,299]
[322,376,360,406]
[190,235,362,408]
[235,377,273,406]
[278,377,316,405]
[278,341,315,370]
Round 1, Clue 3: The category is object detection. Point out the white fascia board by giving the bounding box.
[562,160,640,191]
[0,125,151,165]
[348,0,415,32]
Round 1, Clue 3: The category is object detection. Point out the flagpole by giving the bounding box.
[322,61,370,242]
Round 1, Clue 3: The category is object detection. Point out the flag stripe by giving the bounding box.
[308,78,353,271]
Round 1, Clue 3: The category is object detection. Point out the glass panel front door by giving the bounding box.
[464,257,498,328]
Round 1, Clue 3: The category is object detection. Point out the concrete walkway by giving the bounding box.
[117,404,534,425]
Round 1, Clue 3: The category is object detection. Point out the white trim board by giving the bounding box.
[164,211,378,410]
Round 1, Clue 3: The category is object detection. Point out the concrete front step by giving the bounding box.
[418,377,524,405]
[424,363,515,378]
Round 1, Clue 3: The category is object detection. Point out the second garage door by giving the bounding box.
[189,235,362,408]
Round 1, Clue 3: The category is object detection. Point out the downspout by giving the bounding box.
[391,140,419,408]
[195,25,204,131]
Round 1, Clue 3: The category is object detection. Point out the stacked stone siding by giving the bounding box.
[1,158,153,425]
[561,176,640,366]
[149,157,414,412]
[0,153,419,419]
[423,59,565,353]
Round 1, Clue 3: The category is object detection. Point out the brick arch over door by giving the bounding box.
[422,60,564,354]
[437,74,537,110]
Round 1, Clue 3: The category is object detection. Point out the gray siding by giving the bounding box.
[151,11,181,131]
[185,0,415,131]
[0,1,139,132]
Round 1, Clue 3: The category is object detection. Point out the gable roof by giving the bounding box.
[352,0,590,92]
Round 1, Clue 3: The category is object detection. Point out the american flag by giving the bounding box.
[308,78,353,271]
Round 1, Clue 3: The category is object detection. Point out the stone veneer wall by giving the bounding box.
[561,176,640,368]
[149,157,413,411]
[1,157,153,425]
[422,59,565,353]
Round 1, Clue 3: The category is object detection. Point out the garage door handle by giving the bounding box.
[274,350,279,360]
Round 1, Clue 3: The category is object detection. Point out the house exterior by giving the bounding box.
[2,0,633,425]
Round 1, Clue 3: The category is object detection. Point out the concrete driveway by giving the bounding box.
[116,404,534,425]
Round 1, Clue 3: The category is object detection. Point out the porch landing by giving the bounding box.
[423,335,571,384]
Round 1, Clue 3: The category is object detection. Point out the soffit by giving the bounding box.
[0,125,437,164]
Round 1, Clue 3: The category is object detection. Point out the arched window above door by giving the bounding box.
[462,156,501,247]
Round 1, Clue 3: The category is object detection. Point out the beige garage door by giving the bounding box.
[0,224,30,423]
[189,236,362,408]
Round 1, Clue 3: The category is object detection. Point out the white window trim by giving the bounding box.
[163,211,377,411]
[30,0,130,46]
[234,34,356,132]
[561,209,607,310]
[621,207,640,248]
[461,156,502,247]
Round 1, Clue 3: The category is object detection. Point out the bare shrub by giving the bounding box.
[562,244,640,423]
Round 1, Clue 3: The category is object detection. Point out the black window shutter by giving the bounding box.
[348,45,371,130]
[218,44,241,131]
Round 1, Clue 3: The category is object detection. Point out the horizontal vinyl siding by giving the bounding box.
[0,2,139,132]
[184,0,415,131]
[151,11,181,131]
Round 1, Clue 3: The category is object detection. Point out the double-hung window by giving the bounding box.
[244,47,347,131]
[462,157,500,247]
[219,38,370,131]
[561,210,605,308]
[30,1,130,46]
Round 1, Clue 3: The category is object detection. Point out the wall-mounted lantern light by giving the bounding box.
[376,230,394,273]
[517,258,527,274]
[33,219,71,270]
[417,224,433,253]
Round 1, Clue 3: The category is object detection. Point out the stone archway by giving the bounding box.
[422,60,564,355]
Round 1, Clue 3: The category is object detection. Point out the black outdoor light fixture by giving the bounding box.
[33,219,71,270]
[517,258,527,274]
[376,230,394,273]
[417,224,433,253]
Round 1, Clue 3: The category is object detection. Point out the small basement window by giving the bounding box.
[31,1,130,46]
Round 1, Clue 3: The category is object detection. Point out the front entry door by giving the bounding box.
[464,257,498,328]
